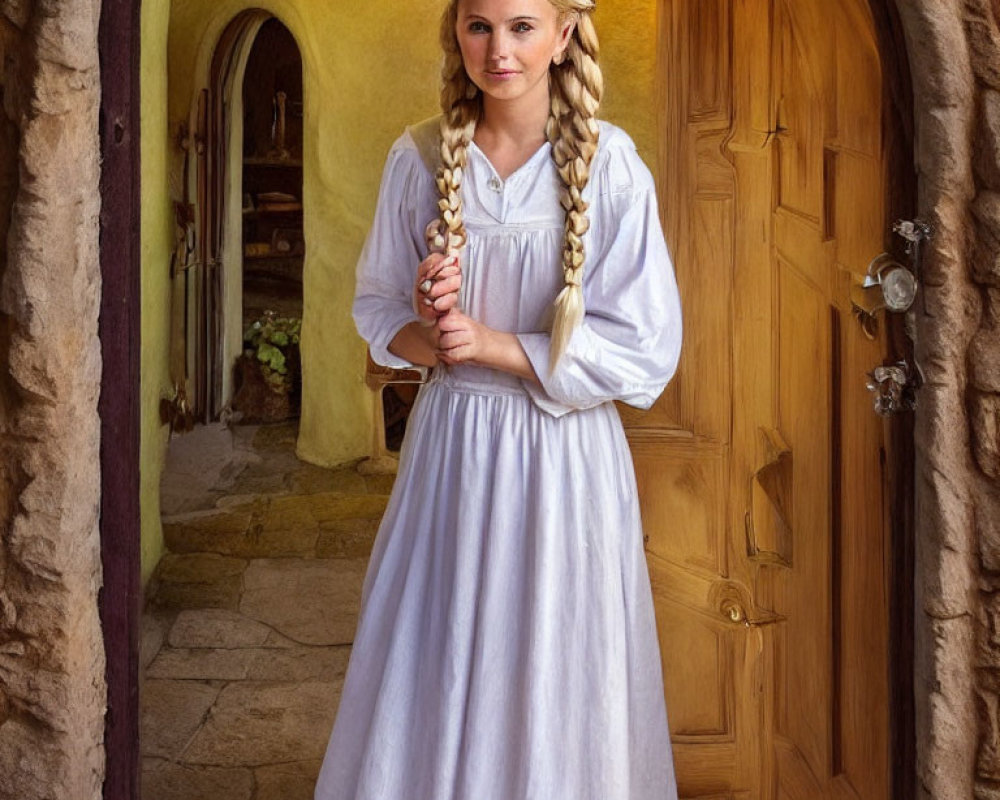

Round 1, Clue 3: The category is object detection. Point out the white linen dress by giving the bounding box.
[314,119,682,800]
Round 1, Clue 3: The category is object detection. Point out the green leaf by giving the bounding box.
[256,343,286,372]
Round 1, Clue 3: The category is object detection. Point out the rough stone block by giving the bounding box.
[0,718,63,800]
[976,90,1000,189]
[148,648,252,682]
[141,760,254,800]
[140,610,172,672]
[263,492,388,531]
[977,685,1000,780]
[980,500,1000,573]
[364,472,398,494]
[977,783,1000,800]
[251,421,299,451]
[971,323,1000,393]
[168,608,293,650]
[242,645,350,682]
[971,390,1000,479]
[966,0,1000,89]
[164,506,318,557]
[239,558,365,645]
[181,682,339,766]
[289,463,367,495]
[255,760,324,800]
[316,517,380,558]
[156,552,249,583]
[140,680,221,760]
[973,192,1000,286]
[150,576,243,612]
[163,508,253,546]
[148,644,350,683]
[985,593,1000,651]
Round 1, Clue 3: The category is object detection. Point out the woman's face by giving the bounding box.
[455,0,574,109]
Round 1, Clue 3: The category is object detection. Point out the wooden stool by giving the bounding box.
[358,349,426,475]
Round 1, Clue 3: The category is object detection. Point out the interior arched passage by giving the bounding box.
[184,9,307,422]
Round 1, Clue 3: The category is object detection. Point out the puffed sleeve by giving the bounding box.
[516,133,682,418]
[352,134,434,369]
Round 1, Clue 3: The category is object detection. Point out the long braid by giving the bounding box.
[547,5,603,371]
[433,1,602,373]
[427,3,481,257]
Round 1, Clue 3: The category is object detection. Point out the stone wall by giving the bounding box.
[0,0,105,798]
[895,0,1000,797]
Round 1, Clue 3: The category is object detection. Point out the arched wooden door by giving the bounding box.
[622,1,892,797]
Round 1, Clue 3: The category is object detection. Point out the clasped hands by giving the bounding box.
[415,252,489,367]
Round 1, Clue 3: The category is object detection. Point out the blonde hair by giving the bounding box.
[429,0,603,372]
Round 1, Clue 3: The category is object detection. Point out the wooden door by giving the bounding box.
[622,2,891,797]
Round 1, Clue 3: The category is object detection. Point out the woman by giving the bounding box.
[315,1,682,797]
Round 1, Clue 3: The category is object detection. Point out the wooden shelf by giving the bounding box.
[243,208,303,218]
[244,157,302,167]
[243,252,304,261]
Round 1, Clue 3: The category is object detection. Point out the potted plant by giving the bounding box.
[232,311,302,422]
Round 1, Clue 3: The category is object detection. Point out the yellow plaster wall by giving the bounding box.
[144,0,659,499]
[140,0,174,589]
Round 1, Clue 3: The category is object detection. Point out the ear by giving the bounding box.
[554,14,577,62]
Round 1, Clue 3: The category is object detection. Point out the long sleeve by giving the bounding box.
[352,134,434,370]
[516,133,683,418]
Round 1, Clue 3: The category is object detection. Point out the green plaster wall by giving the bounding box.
[139,0,659,582]
[140,0,174,590]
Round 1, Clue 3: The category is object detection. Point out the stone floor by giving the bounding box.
[141,422,394,800]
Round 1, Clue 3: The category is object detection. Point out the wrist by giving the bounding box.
[481,328,507,366]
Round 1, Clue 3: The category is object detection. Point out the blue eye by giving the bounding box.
[468,21,490,33]
[513,21,533,33]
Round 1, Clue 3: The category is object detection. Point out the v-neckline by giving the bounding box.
[468,138,551,184]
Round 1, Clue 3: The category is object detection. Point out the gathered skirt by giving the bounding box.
[313,370,678,800]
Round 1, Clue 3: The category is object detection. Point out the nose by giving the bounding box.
[487,31,510,62]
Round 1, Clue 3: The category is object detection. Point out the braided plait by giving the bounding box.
[546,4,603,371]
[433,1,602,371]
[427,2,481,257]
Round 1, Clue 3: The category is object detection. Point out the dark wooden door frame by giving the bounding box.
[866,2,917,798]
[98,0,141,797]
[91,1,915,798]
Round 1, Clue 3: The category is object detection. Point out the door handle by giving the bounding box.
[866,359,921,417]
[722,600,783,628]
[711,580,784,629]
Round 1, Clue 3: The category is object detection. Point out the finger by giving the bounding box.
[428,275,462,299]
[432,293,459,313]
[419,256,445,280]
[425,255,459,281]
[435,311,466,332]
[436,260,461,274]
[438,331,469,351]
[417,253,448,280]
[436,346,464,363]
[428,264,461,282]
[418,253,446,273]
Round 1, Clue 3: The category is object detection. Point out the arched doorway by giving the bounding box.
[185,10,305,424]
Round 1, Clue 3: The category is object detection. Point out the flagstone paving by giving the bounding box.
[141,422,394,800]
